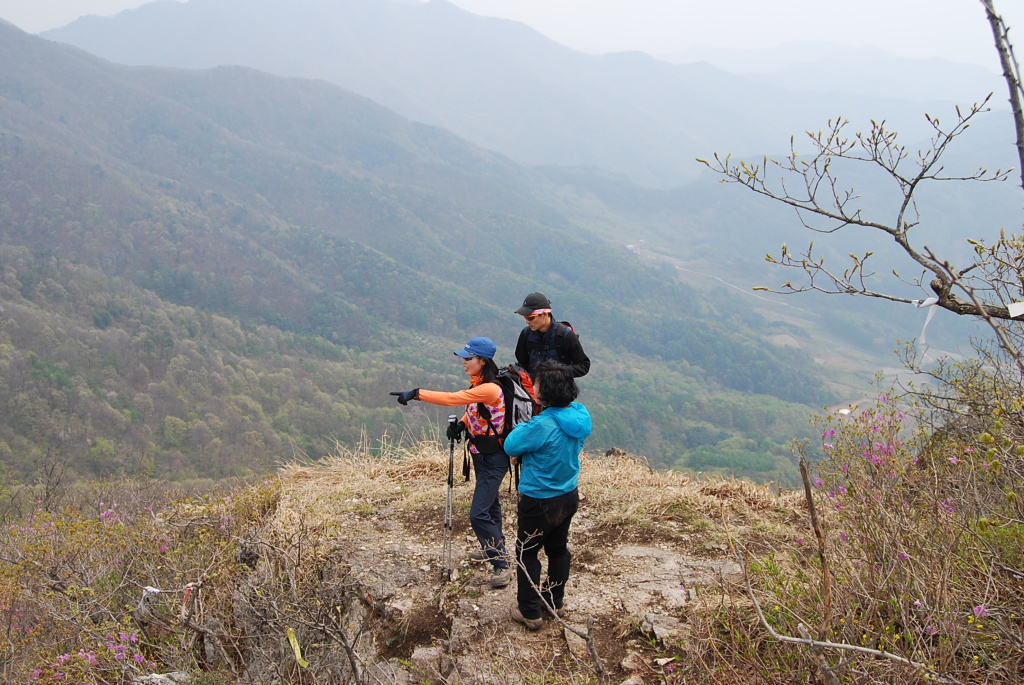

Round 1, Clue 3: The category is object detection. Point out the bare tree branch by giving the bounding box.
[699,99,1024,323]
[924,246,1024,376]
[981,0,1024,189]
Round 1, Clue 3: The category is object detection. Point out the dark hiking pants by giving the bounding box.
[515,488,579,620]
[470,448,510,570]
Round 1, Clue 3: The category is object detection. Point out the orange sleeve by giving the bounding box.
[418,384,501,407]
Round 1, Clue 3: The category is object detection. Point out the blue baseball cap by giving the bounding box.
[454,337,496,359]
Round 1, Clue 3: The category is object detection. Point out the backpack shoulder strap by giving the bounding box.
[552,322,576,361]
[476,380,503,435]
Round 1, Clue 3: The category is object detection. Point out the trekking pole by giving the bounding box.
[441,415,457,580]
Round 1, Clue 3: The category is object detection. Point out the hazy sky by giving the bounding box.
[1,0,1020,69]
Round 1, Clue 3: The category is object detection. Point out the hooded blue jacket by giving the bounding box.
[503,402,592,499]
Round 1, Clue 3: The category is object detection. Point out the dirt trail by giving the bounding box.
[328,484,746,683]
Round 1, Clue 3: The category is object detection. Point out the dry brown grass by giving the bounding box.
[277,443,804,537]
[277,439,453,516]
[579,451,802,532]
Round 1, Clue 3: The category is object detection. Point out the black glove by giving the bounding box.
[446,420,466,442]
[390,389,419,405]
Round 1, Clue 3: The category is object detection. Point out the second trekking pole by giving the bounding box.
[441,414,457,580]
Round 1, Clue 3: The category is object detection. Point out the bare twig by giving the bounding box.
[798,451,832,634]
[512,531,607,685]
[738,546,964,684]
[797,624,841,685]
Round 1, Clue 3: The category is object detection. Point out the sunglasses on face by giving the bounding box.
[523,314,540,321]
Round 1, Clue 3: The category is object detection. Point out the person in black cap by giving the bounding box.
[391,337,513,588]
[514,292,590,379]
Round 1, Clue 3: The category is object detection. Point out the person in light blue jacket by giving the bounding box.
[503,360,592,630]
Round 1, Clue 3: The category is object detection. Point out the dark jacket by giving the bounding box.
[515,320,591,378]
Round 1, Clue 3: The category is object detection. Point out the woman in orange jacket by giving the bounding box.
[391,337,512,588]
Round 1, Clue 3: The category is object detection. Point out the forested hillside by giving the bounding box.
[0,21,828,483]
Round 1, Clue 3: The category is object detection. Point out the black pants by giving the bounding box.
[515,488,579,620]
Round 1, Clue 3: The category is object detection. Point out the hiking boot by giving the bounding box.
[490,566,513,588]
[469,549,488,562]
[542,604,566,619]
[510,603,543,631]
[539,586,564,616]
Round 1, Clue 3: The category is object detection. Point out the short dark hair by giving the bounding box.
[534,360,578,408]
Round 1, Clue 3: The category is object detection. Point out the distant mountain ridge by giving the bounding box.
[659,41,1003,105]
[39,0,969,187]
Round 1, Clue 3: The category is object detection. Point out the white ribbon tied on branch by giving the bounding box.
[913,297,939,360]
